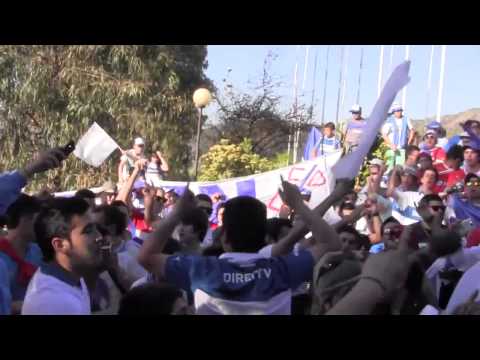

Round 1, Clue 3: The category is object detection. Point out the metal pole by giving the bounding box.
[377,45,385,98]
[401,45,411,109]
[335,46,345,125]
[309,46,319,120]
[340,45,350,119]
[321,45,330,125]
[356,47,364,104]
[426,45,435,119]
[436,45,447,122]
[194,107,203,180]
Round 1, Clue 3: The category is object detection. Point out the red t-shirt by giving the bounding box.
[131,210,152,235]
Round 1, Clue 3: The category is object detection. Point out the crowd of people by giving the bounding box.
[1,103,480,316]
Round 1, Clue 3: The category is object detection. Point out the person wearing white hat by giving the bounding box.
[344,104,366,153]
[382,103,415,170]
[118,137,148,185]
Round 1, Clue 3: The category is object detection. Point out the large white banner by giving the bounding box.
[56,151,342,218]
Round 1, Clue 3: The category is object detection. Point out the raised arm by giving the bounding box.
[156,151,169,172]
[327,227,411,315]
[279,179,353,263]
[115,159,147,204]
[271,179,355,257]
[137,185,195,278]
[386,166,401,200]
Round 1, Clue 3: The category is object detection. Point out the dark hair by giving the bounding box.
[381,217,401,235]
[75,189,96,200]
[3,194,42,229]
[223,196,267,253]
[35,189,54,202]
[195,194,212,205]
[111,200,128,209]
[447,145,464,161]
[418,194,443,209]
[465,173,480,184]
[336,225,362,242]
[34,197,90,262]
[118,283,184,315]
[421,167,438,181]
[430,231,462,257]
[266,218,292,243]
[405,145,420,158]
[180,207,209,241]
[324,122,335,130]
[92,205,127,237]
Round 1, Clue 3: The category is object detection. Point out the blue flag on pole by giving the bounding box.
[303,127,322,161]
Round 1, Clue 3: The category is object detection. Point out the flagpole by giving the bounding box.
[309,46,319,121]
[388,45,395,77]
[340,45,350,121]
[436,45,447,122]
[302,45,310,92]
[321,45,330,125]
[377,45,385,98]
[401,45,410,109]
[426,45,435,119]
[292,46,300,164]
[335,46,345,126]
[356,46,364,104]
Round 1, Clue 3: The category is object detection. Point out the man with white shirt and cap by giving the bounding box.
[382,103,415,169]
[344,104,366,153]
[118,137,147,185]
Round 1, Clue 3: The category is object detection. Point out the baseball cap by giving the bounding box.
[134,137,145,146]
[402,166,418,178]
[391,103,403,112]
[426,121,442,130]
[350,104,362,113]
[423,129,437,139]
[369,159,384,168]
[101,180,117,194]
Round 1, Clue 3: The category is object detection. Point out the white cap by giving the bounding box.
[369,158,384,167]
[350,104,362,113]
[134,137,145,146]
[391,103,403,112]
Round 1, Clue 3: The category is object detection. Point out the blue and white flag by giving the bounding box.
[303,127,322,160]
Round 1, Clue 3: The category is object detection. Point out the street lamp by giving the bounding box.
[193,88,212,180]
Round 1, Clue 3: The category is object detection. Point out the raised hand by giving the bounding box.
[173,183,196,215]
[21,148,67,179]
[278,177,303,210]
[134,158,148,171]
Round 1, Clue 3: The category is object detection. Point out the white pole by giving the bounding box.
[426,45,435,119]
[356,46,364,104]
[340,45,350,117]
[335,46,345,125]
[436,45,447,122]
[302,45,310,92]
[388,45,395,75]
[292,46,300,164]
[377,45,385,98]
[309,46,319,120]
[321,45,330,125]
[401,45,411,109]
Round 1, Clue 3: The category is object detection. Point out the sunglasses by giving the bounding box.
[429,205,445,212]
[466,181,480,187]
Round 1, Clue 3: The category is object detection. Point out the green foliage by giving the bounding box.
[355,135,389,187]
[0,45,212,192]
[198,138,272,181]
[267,151,289,170]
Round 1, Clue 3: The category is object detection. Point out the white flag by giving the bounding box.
[333,61,411,179]
[74,122,119,167]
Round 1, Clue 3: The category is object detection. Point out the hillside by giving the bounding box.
[412,108,480,136]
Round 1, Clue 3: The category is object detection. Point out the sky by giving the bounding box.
[204,45,480,125]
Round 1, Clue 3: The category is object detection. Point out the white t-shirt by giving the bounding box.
[381,116,413,146]
[22,263,91,315]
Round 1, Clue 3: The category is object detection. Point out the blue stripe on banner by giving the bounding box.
[235,179,256,198]
[198,185,227,199]
[298,164,317,190]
